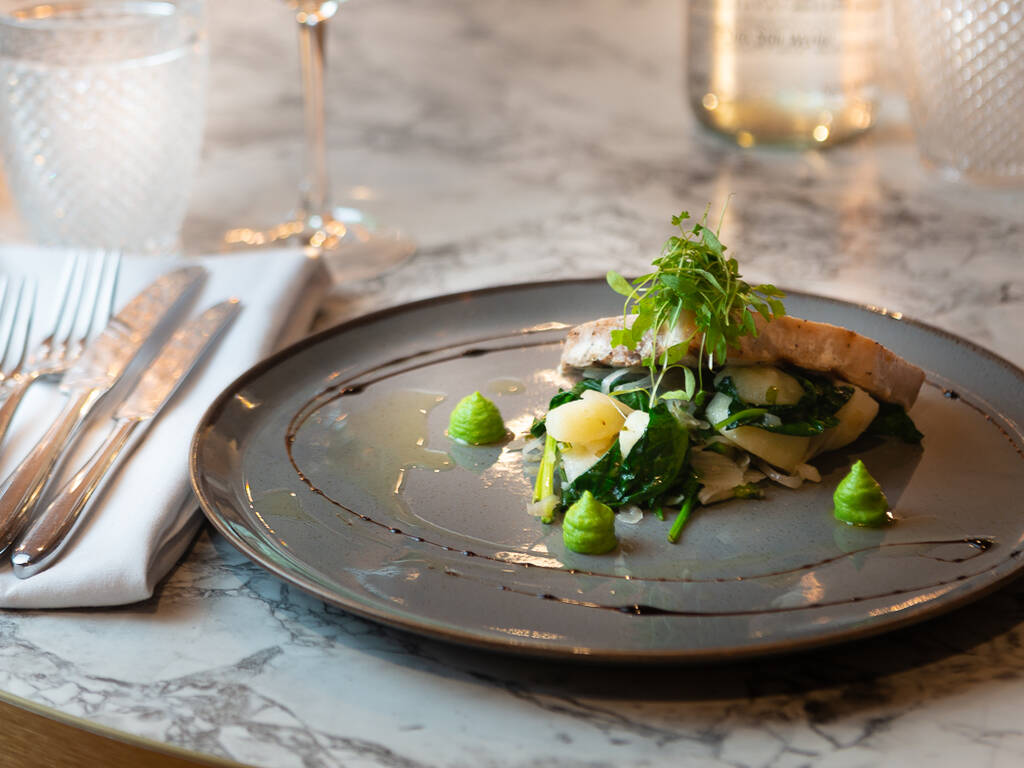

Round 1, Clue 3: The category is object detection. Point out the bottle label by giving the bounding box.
[688,0,881,97]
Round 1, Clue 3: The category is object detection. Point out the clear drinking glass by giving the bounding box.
[0,0,208,255]
[893,0,1024,182]
[224,0,415,282]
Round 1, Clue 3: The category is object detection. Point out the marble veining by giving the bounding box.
[5,530,1024,767]
[0,0,1023,766]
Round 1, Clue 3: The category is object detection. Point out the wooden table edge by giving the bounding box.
[0,688,252,768]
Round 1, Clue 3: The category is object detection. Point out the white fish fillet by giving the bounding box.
[561,313,925,410]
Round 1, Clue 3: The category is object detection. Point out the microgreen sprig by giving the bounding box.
[606,209,786,404]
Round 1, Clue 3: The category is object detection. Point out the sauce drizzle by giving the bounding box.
[279,331,1023,616]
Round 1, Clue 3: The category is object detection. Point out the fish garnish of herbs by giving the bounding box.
[529,209,922,553]
[606,209,786,404]
[531,208,788,548]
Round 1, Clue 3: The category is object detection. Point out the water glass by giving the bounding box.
[0,1,208,255]
[893,0,1024,183]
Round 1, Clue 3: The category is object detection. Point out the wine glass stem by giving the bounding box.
[297,15,330,221]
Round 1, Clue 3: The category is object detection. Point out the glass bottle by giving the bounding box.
[686,0,882,148]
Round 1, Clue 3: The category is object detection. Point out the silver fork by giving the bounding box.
[0,275,35,391]
[0,252,121,446]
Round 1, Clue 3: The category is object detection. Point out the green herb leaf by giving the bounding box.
[609,328,631,348]
[659,389,690,400]
[700,226,725,256]
[606,270,634,298]
[610,208,786,404]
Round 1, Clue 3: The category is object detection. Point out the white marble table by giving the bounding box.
[1,1,1023,766]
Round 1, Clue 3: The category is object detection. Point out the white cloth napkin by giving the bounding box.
[0,247,327,608]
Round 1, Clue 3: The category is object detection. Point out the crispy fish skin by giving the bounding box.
[561,314,926,410]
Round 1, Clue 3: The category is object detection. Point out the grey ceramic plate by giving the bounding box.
[190,280,1024,662]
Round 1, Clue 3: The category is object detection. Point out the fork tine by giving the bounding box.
[0,255,117,452]
[73,251,120,351]
[89,251,120,334]
[53,253,89,354]
[102,251,122,324]
[46,253,82,348]
[0,276,33,379]
[74,254,105,344]
[9,279,36,376]
[0,276,13,372]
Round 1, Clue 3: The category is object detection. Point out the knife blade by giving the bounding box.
[0,266,206,553]
[10,298,240,579]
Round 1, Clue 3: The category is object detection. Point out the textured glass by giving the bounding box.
[0,1,207,255]
[894,0,1024,182]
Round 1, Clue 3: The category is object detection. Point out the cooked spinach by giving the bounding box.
[563,403,689,508]
[866,401,923,444]
[548,378,603,409]
[714,371,853,436]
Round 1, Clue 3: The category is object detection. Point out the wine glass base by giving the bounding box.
[224,206,415,282]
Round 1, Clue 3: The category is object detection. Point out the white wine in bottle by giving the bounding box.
[686,0,882,148]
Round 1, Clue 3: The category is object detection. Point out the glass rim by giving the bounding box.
[0,1,200,31]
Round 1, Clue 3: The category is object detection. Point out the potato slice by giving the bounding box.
[715,365,805,405]
[808,383,879,456]
[618,410,650,458]
[560,443,604,484]
[545,390,630,446]
[705,391,810,472]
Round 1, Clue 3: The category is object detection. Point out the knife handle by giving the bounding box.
[0,388,100,554]
[12,418,140,579]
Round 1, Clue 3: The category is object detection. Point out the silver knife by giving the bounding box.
[10,299,240,578]
[0,266,206,553]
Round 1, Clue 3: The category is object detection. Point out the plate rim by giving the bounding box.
[189,278,1024,663]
